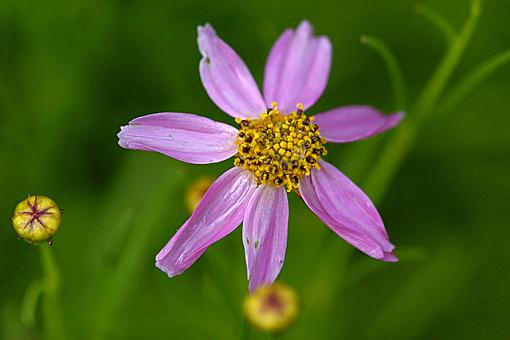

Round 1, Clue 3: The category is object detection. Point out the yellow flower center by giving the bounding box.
[234,103,327,191]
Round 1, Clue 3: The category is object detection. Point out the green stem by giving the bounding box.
[436,50,510,116]
[414,0,481,120]
[203,252,240,322]
[415,3,457,45]
[20,279,43,327]
[361,35,407,110]
[93,165,183,338]
[40,245,66,340]
[364,0,481,203]
[240,318,252,340]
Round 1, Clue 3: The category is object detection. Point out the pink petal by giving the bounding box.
[263,20,332,114]
[313,106,404,143]
[243,185,289,293]
[299,160,397,261]
[156,167,257,277]
[118,112,239,164]
[198,24,266,119]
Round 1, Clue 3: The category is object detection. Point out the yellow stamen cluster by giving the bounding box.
[234,103,327,191]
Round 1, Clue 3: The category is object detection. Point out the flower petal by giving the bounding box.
[243,185,289,293]
[198,24,266,119]
[263,20,332,114]
[156,167,257,277]
[118,112,239,164]
[299,160,397,261]
[313,106,404,143]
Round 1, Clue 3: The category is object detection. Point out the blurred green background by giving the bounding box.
[1,0,509,339]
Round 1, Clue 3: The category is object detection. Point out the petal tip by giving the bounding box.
[197,23,215,35]
[117,127,130,148]
[155,259,179,278]
[381,252,399,262]
[385,111,405,130]
[297,20,313,34]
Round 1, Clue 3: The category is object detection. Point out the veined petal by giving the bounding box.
[313,106,404,143]
[198,24,266,119]
[156,167,257,277]
[118,112,239,164]
[299,160,397,261]
[263,20,332,114]
[243,185,289,293]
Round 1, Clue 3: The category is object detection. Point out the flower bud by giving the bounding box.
[185,176,214,213]
[244,282,299,333]
[12,195,62,244]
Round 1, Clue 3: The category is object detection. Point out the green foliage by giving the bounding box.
[1,0,509,339]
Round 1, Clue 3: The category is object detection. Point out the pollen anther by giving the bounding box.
[234,103,327,191]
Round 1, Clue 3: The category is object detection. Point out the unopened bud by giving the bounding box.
[12,195,62,244]
[244,282,299,333]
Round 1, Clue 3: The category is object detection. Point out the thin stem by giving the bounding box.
[203,252,240,323]
[414,0,481,119]
[415,4,457,45]
[240,318,252,340]
[361,35,407,111]
[364,0,481,203]
[437,50,510,116]
[93,166,184,338]
[20,279,43,327]
[40,245,66,340]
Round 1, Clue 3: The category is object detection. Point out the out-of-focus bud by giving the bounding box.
[12,195,62,244]
[185,176,214,213]
[244,282,299,333]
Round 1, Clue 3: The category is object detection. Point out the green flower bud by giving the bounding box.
[12,195,62,244]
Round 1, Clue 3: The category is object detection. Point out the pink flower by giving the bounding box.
[118,21,403,292]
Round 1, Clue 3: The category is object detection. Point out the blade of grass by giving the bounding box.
[40,245,67,340]
[364,0,482,203]
[364,245,474,339]
[436,50,510,116]
[20,279,43,327]
[92,163,185,339]
[414,0,481,120]
[415,3,457,45]
[361,35,407,111]
[240,318,252,340]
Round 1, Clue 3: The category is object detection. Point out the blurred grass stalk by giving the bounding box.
[91,159,185,339]
[40,245,66,340]
[18,245,67,339]
[302,0,510,336]
[365,0,482,203]
[363,0,509,204]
